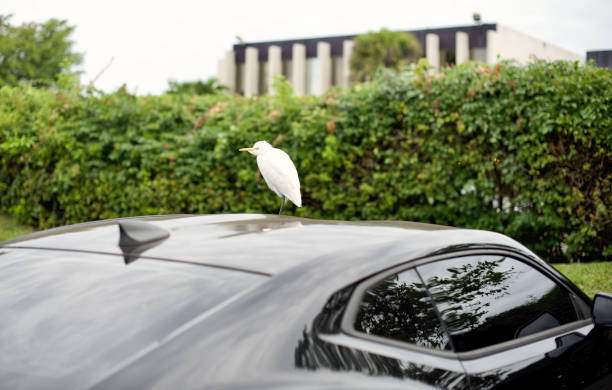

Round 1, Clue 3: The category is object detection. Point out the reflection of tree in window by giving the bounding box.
[354,269,450,350]
[295,285,469,388]
[422,257,515,337]
[418,256,579,352]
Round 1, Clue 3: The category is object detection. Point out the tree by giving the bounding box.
[164,77,227,95]
[350,28,423,82]
[0,14,83,87]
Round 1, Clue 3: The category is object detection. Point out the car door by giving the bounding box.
[414,252,612,389]
[306,250,611,389]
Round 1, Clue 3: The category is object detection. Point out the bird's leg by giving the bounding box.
[278,196,286,215]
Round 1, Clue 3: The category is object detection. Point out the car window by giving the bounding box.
[353,268,451,350]
[416,255,580,353]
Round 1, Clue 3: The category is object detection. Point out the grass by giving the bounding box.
[0,214,610,297]
[552,262,612,299]
[0,214,35,242]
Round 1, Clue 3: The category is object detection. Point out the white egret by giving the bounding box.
[239,141,302,215]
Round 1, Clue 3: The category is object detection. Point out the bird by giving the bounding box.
[239,141,302,215]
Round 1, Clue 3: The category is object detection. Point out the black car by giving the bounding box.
[1,214,611,389]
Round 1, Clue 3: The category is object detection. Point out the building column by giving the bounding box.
[217,50,236,92]
[486,29,499,64]
[291,43,306,96]
[217,57,227,88]
[244,47,259,97]
[317,41,331,95]
[224,50,236,91]
[267,45,282,93]
[342,40,354,89]
[426,33,440,70]
[455,31,469,65]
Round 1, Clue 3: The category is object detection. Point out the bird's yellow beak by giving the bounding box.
[239,147,257,152]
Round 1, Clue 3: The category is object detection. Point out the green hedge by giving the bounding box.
[1,60,610,262]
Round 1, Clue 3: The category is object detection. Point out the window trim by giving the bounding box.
[341,248,593,360]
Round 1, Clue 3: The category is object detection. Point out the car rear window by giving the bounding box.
[0,248,266,389]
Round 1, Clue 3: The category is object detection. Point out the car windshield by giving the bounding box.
[0,248,266,389]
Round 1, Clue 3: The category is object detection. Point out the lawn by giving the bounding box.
[553,262,612,299]
[0,214,34,242]
[0,214,610,297]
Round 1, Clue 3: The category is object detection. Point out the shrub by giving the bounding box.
[350,28,423,82]
[0,14,82,87]
[1,61,610,262]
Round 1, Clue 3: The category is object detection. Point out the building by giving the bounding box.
[217,23,585,97]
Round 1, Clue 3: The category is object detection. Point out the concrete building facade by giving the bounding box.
[217,23,585,96]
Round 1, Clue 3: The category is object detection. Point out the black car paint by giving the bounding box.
[1,214,611,389]
[295,284,470,389]
[304,251,611,390]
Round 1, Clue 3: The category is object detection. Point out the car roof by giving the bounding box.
[1,214,533,276]
[0,214,549,388]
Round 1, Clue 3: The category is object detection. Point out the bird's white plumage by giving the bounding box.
[242,141,302,207]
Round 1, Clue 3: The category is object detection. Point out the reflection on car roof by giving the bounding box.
[1,214,526,275]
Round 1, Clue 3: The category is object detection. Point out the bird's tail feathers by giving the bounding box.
[291,193,302,207]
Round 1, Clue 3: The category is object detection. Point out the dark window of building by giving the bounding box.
[587,50,612,69]
[443,49,456,66]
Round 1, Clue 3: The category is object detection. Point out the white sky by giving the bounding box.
[4,0,611,95]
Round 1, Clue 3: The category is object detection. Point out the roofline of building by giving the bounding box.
[232,23,497,63]
[234,23,497,47]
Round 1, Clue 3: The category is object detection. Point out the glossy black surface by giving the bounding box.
[0,248,265,389]
[417,255,581,352]
[463,324,612,390]
[1,214,610,389]
[593,292,612,328]
[2,214,521,276]
[118,220,170,264]
[296,286,468,389]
